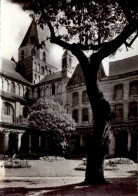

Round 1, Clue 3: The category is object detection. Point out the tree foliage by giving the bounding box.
[25,0,138,54]
[29,98,76,155]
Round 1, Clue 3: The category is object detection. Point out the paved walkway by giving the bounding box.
[0,177,137,195]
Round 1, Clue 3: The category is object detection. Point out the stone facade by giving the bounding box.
[0,20,137,161]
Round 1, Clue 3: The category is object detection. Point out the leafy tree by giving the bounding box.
[23,0,138,184]
[29,98,76,156]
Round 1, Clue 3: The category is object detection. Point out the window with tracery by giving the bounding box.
[72,92,79,106]
[82,90,89,103]
[130,81,138,96]
[82,108,89,122]
[72,110,78,123]
[115,104,123,119]
[129,102,137,119]
[113,84,123,99]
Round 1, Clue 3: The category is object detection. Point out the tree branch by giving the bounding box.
[116,0,134,24]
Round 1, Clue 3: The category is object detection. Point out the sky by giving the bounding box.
[1,0,138,74]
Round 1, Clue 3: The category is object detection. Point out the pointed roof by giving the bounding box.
[19,20,49,48]
[109,55,138,76]
[0,58,31,85]
[67,63,106,88]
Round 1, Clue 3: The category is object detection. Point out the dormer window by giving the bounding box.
[43,52,46,62]
[21,50,24,60]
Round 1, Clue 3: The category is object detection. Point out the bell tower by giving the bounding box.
[62,50,73,78]
[18,20,50,84]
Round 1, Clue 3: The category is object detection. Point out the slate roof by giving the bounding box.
[0,58,31,85]
[67,63,106,88]
[109,55,138,76]
[19,20,50,49]
[38,71,62,84]
[0,90,28,103]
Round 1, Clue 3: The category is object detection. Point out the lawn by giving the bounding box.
[1,158,137,178]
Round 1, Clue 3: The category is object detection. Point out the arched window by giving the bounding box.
[3,102,14,122]
[21,50,24,60]
[45,86,49,96]
[38,64,40,72]
[57,83,62,94]
[17,84,20,95]
[35,74,37,80]
[41,66,44,75]
[40,87,45,97]
[23,107,29,118]
[31,48,36,56]
[52,83,55,95]
[38,88,40,98]
[43,52,46,62]
[11,82,15,93]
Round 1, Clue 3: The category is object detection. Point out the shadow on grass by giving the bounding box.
[0,178,137,196]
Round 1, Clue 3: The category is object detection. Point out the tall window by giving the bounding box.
[17,84,20,95]
[115,104,123,119]
[43,52,46,62]
[72,110,78,123]
[11,82,15,93]
[129,102,137,119]
[113,84,123,99]
[41,66,44,75]
[130,81,138,96]
[82,108,89,122]
[4,103,11,115]
[40,87,45,97]
[72,92,79,106]
[21,50,24,60]
[23,107,29,118]
[82,90,89,103]
[52,83,55,95]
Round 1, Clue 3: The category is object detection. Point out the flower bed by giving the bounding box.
[39,156,65,161]
[4,159,31,168]
[75,158,134,171]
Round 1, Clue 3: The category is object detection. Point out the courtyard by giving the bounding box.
[0,158,137,195]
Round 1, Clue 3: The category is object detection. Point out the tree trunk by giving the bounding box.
[75,53,111,185]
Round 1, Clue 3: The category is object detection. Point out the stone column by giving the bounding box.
[80,134,84,147]
[38,135,41,147]
[127,132,131,152]
[17,133,23,152]
[108,131,115,156]
[4,132,10,153]
[79,109,82,124]
[29,134,32,154]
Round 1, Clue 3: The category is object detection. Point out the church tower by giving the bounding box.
[62,50,73,78]
[18,20,56,84]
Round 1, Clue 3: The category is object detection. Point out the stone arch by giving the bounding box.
[23,106,30,119]
[3,102,14,123]
[40,87,45,97]
[45,86,49,96]
[57,83,62,94]
[52,83,55,95]
[37,87,41,98]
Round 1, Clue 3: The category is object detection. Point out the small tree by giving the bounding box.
[29,98,76,156]
[23,0,138,184]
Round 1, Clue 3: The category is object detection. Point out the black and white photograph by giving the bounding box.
[0,0,138,195]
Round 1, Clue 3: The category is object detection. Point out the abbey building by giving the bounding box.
[0,20,137,161]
